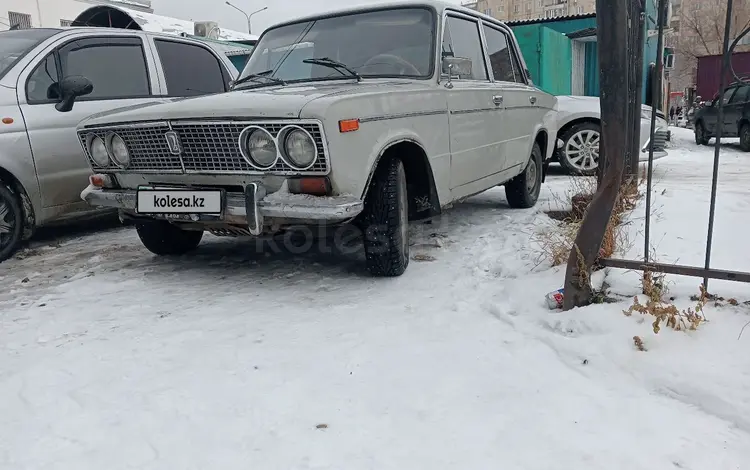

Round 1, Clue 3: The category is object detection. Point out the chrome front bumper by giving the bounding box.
[80,183,364,235]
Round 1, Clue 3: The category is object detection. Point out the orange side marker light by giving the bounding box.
[1,117,14,125]
[338,119,359,133]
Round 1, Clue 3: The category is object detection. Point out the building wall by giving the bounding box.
[509,17,597,95]
[465,0,595,22]
[0,0,153,30]
[669,0,750,94]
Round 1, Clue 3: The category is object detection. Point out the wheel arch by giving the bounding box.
[557,117,601,143]
[0,166,36,240]
[360,138,441,221]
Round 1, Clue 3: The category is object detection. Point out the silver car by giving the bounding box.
[76,0,559,277]
[553,95,669,176]
[0,27,239,261]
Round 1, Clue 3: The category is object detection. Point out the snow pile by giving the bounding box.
[0,127,748,469]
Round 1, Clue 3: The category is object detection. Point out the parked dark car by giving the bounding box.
[693,82,750,150]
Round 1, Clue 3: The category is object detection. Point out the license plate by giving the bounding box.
[136,189,222,214]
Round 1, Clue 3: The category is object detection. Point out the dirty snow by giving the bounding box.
[1,127,749,469]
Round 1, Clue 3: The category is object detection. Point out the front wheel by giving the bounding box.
[695,121,710,145]
[506,142,543,209]
[136,221,203,256]
[361,157,410,277]
[557,122,601,176]
[0,184,24,262]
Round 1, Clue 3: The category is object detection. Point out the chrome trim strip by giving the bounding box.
[358,109,447,123]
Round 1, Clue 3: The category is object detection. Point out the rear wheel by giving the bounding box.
[361,157,410,277]
[136,221,203,256]
[505,142,543,209]
[0,184,23,262]
[557,122,600,176]
[740,123,750,152]
[695,121,710,145]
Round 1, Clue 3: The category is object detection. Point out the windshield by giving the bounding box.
[237,7,435,87]
[0,29,59,80]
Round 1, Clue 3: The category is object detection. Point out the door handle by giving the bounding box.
[529,96,537,105]
[492,95,503,105]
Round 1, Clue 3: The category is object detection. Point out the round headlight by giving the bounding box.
[241,127,277,169]
[283,128,317,169]
[90,136,110,167]
[107,133,130,167]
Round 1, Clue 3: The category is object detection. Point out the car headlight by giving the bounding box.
[282,127,317,169]
[240,127,277,169]
[89,135,110,167]
[107,133,130,168]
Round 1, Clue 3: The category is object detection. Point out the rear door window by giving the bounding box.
[154,39,230,96]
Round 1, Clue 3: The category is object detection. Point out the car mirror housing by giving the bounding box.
[442,56,473,79]
[55,75,94,113]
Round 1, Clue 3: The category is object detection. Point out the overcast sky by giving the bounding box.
[151,0,463,36]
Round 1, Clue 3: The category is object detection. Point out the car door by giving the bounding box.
[442,13,504,191]
[705,87,735,134]
[723,84,750,136]
[17,34,161,210]
[484,23,546,170]
[480,22,534,172]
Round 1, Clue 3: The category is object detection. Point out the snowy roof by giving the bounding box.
[73,4,258,42]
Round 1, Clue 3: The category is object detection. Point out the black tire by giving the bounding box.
[695,121,710,145]
[740,123,750,152]
[136,221,203,256]
[0,184,24,262]
[361,157,409,277]
[556,122,601,176]
[506,141,543,209]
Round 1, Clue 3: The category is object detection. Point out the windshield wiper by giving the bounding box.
[232,69,286,89]
[303,57,361,82]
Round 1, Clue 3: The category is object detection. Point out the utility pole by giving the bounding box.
[563,0,628,309]
[625,0,646,180]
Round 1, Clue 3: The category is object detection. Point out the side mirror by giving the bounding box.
[441,56,473,79]
[55,75,93,113]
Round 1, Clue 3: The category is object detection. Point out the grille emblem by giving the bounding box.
[165,130,182,155]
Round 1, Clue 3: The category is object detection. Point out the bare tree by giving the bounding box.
[678,1,750,58]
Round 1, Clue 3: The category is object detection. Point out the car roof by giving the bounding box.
[58,26,216,42]
[266,0,505,31]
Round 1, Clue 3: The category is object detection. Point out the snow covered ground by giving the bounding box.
[1,127,749,470]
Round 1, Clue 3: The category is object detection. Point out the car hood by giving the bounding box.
[79,81,403,128]
[556,95,666,121]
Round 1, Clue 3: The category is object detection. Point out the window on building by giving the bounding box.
[60,19,73,27]
[442,16,488,80]
[577,6,584,14]
[58,37,151,99]
[484,8,492,15]
[498,5,504,12]
[8,11,32,29]
[538,0,543,7]
[154,40,229,96]
[525,2,531,12]
[514,4,520,13]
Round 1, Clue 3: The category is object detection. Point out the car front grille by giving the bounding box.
[78,120,329,175]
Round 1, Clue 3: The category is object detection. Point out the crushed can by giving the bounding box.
[545,288,564,310]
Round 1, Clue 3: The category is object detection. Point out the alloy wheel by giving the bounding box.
[564,129,600,172]
[0,197,17,251]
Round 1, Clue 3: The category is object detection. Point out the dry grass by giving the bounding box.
[533,176,640,268]
[624,281,708,335]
